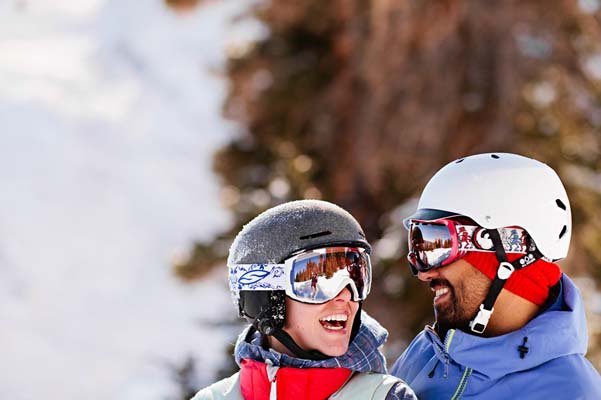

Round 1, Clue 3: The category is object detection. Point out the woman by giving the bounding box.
[192,200,416,400]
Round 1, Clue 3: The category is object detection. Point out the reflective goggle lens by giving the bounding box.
[407,220,456,273]
[289,247,371,303]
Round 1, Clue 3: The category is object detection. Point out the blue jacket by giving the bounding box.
[391,274,601,399]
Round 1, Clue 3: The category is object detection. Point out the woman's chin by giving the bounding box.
[319,344,349,357]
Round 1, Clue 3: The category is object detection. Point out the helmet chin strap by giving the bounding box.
[469,229,543,335]
[253,302,364,361]
[271,328,331,360]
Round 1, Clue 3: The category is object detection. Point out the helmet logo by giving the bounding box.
[519,254,536,267]
[472,228,494,250]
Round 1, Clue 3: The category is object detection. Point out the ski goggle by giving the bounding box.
[229,246,371,304]
[407,218,531,274]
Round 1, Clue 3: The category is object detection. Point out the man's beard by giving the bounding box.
[431,278,488,335]
[432,279,469,333]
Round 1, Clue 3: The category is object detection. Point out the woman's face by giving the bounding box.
[271,287,359,357]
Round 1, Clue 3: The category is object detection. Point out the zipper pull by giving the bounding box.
[428,359,440,378]
[443,357,449,379]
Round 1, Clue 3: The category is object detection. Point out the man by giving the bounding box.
[391,153,601,399]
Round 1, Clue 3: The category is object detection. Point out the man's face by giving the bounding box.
[280,287,359,357]
[417,259,490,333]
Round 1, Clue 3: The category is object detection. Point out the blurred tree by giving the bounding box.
[168,357,200,400]
[164,0,203,14]
[178,0,601,370]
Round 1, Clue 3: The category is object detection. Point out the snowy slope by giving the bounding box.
[0,1,263,398]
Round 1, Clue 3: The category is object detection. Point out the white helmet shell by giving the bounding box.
[407,153,571,261]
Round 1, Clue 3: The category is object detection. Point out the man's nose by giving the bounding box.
[417,268,440,282]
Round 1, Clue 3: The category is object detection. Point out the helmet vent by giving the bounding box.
[456,158,465,163]
[299,230,332,240]
[491,154,500,159]
[559,225,567,239]
[556,199,567,210]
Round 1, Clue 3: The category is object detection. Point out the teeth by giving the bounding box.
[324,325,343,330]
[319,314,348,322]
[435,287,449,298]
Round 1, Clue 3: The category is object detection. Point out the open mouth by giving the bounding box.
[434,287,450,303]
[319,314,348,331]
[430,280,452,305]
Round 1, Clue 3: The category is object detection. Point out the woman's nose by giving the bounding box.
[333,286,352,302]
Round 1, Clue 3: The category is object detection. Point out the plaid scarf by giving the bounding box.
[234,311,388,374]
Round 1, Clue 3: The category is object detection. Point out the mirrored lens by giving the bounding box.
[290,248,370,303]
[409,222,453,270]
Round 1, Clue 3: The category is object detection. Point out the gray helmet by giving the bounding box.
[229,199,370,265]
[228,199,370,359]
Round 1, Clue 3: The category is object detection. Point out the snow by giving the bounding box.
[416,248,452,267]
[293,277,329,301]
[0,1,264,399]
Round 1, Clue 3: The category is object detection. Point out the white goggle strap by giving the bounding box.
[228,263,288,300]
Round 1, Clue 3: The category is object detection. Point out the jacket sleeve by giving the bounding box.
[190,388,214,400]
[190,372,241,400]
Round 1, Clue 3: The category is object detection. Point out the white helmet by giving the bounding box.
[405,153,571,261]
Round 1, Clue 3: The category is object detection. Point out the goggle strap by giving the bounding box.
[459,225,531,253]
[229,264,287,296]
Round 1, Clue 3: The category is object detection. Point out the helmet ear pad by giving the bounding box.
[239,291,286,335]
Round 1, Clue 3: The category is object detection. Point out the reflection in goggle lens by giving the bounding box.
[290,249,370,303]
[409,222,453,270]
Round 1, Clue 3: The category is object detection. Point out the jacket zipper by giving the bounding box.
[440,329,472,399]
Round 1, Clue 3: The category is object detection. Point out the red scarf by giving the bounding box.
[239,359,352,400]
[463,252,561,305]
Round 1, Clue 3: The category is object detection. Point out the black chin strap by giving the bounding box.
[469,229,543,335]
[271,328,331,360]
